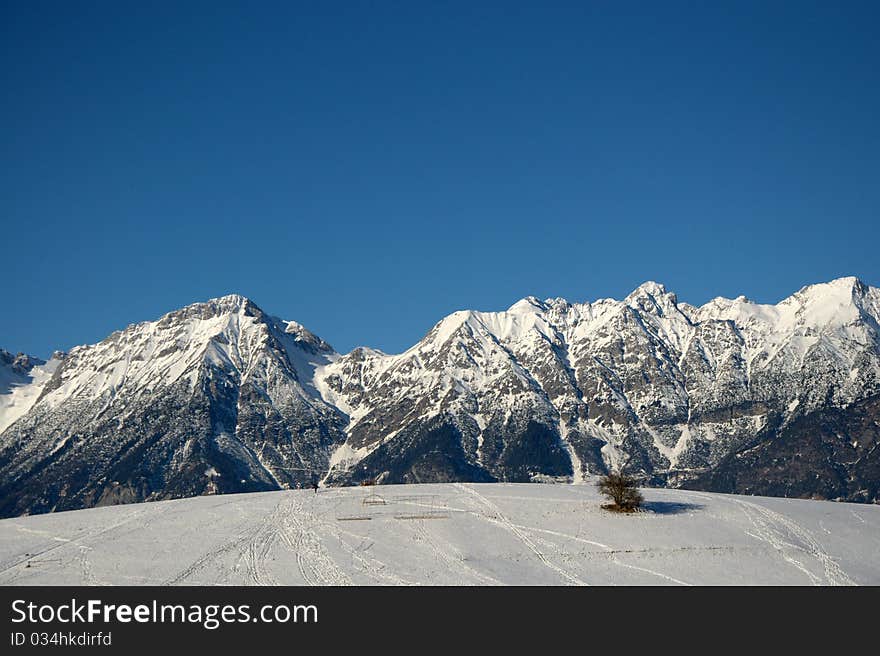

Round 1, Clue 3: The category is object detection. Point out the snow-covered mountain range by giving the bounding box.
[1,277,879,517]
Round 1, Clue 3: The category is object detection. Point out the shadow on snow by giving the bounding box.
[640,501,704,515]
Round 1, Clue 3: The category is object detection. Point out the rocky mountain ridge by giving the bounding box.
[1,277,878,517]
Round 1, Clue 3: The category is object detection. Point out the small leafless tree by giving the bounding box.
[597,471,643,512]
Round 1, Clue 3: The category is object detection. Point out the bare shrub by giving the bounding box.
[597,472,643,512]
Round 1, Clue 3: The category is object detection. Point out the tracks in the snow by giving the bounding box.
[279,495,352,586]
[0,507,147,584]
[167,494,351,586]
[731,498,854,586]
[235,496,292,585]
[454,483,589,586]
[408,517,502,585]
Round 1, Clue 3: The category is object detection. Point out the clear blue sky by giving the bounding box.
[3,1,879,358]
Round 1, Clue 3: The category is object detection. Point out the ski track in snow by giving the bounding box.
[165,497,294,585]
[235,497,289,586]
[607,556,692,586]
[78,545,99,586]
[729,498,854,586]
[168,493,353,586]
[280,494,352,586]
[164,530,254,585]
[0,507,148,584]
[498,516,692,585]
[408,518,503,585]
[323,524,414,585]
[454,483,589,586]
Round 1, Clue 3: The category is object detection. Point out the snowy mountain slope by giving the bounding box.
[0,483,877,585]
[1,277,879,519]
[0,296,345,517]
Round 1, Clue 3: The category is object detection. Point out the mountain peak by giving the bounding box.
[159,294,263,326]
[507,296,546,314]
[206,293,257,311]
[629,281,669,298]
[625,281,679,316]
[283,319,334,353]
[792,276,865,299]
[782,276,871,313]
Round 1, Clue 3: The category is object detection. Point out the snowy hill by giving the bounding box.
[1,277,879,518]
[0,483,877,585]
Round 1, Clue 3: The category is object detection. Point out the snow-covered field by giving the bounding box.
[0,483,877,586]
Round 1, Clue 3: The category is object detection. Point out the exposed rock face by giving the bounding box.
[0,350,45,377]
[1,277,879,518]
[684,395,880,503]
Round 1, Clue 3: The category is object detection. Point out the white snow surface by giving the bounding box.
[0,483,876,586]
